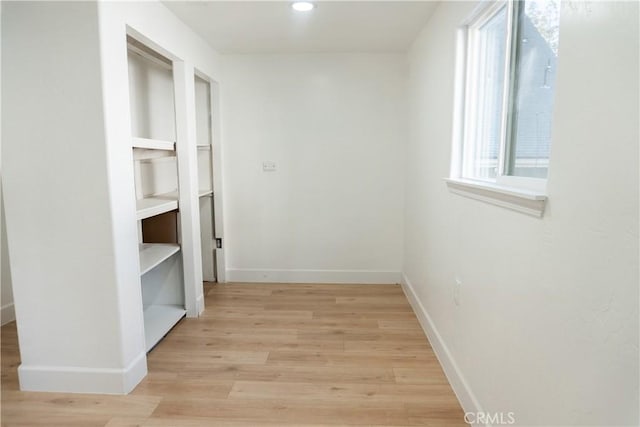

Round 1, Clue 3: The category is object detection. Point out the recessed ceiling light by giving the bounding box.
[291,2,315,12]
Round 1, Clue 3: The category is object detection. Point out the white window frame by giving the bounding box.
[446,0,550,217]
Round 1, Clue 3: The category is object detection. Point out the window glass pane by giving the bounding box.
[507,0,560,178]
[464,6,508,180]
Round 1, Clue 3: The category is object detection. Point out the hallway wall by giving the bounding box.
[403,1,639,425]
[222,53,407,283]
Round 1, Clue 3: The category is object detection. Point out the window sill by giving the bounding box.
[444,178,547,217]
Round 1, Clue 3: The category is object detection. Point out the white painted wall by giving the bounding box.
[0,1,13,324]
[1,191,14,325]
[222,54,406,284]
[2,2,141,392]
[403,1,639,425]
[128,50,176,142]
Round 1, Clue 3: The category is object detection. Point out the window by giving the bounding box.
[455,0,560,192]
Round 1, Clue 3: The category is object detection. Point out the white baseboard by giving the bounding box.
[1,302,15,325]
[18,351,147,395]
[400,273,485,425]
[226,268,402,284]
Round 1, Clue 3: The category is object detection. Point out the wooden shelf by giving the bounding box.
[136,194,178,220]
[139,243,180,275]
[133,137,175,151]
[143,304,185,352]
[198,189,213,198]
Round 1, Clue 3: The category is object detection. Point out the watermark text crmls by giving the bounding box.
[464,411,516,425]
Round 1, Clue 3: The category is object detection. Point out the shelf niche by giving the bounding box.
[139,210,184,351]
[128,36,185,353]
[195,74,217,282]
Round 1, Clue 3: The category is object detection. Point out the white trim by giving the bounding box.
[17,351,147,395]
[135,195,178,220]
[226,269,401,284]
[196,293,205,316]
[496,174,547,193]
[497,0,515,177]
[450,27,467,178]
[173,61,204,319]
[400,273,488,427]
[1,303,15,325]
[216,248,226,283]
[131,137,174,151]
[445,177,546,217]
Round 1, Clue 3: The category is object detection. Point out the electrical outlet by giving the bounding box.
[262,161,277,172]
[454,277,461,306]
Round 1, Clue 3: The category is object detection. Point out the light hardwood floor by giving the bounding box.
[1,283,466,426]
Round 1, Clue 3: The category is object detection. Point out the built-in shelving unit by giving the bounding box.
[128,36,186,352]
[195,74,218,282]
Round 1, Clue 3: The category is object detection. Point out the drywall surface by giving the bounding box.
[2,1,130,377]
[0,1,9,326]
[127,50,176,142]
[1,189,14,325]
[222,54,406,283]
[1,4,13,323]
[404,1,639,425]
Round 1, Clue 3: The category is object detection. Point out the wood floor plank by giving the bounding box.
[343,337,432,353]
[264,303,414,313]
[297,330,430,343]
[393,366,450,385]
[335,296,412,305]
[228,380,461,404]
[266,350,434,368]
[176,365,397,384]
[269,284,405,296]
[1,391,161,422]
[146,350,269,370]
[378,319,424,330]
[206,287,272,297]
[201,308,314,320]
[1,283,465,426]
[189,317,381,331]
[1,414,112,426]
[405,402,468,426]
[131,375,233,399]
[169,322,300,338]
[151,397,411,425]
[312,311,418,320]
[156,334,345,352]
[106,417,354,427]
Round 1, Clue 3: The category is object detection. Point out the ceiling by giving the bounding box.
[162,1,439,54]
